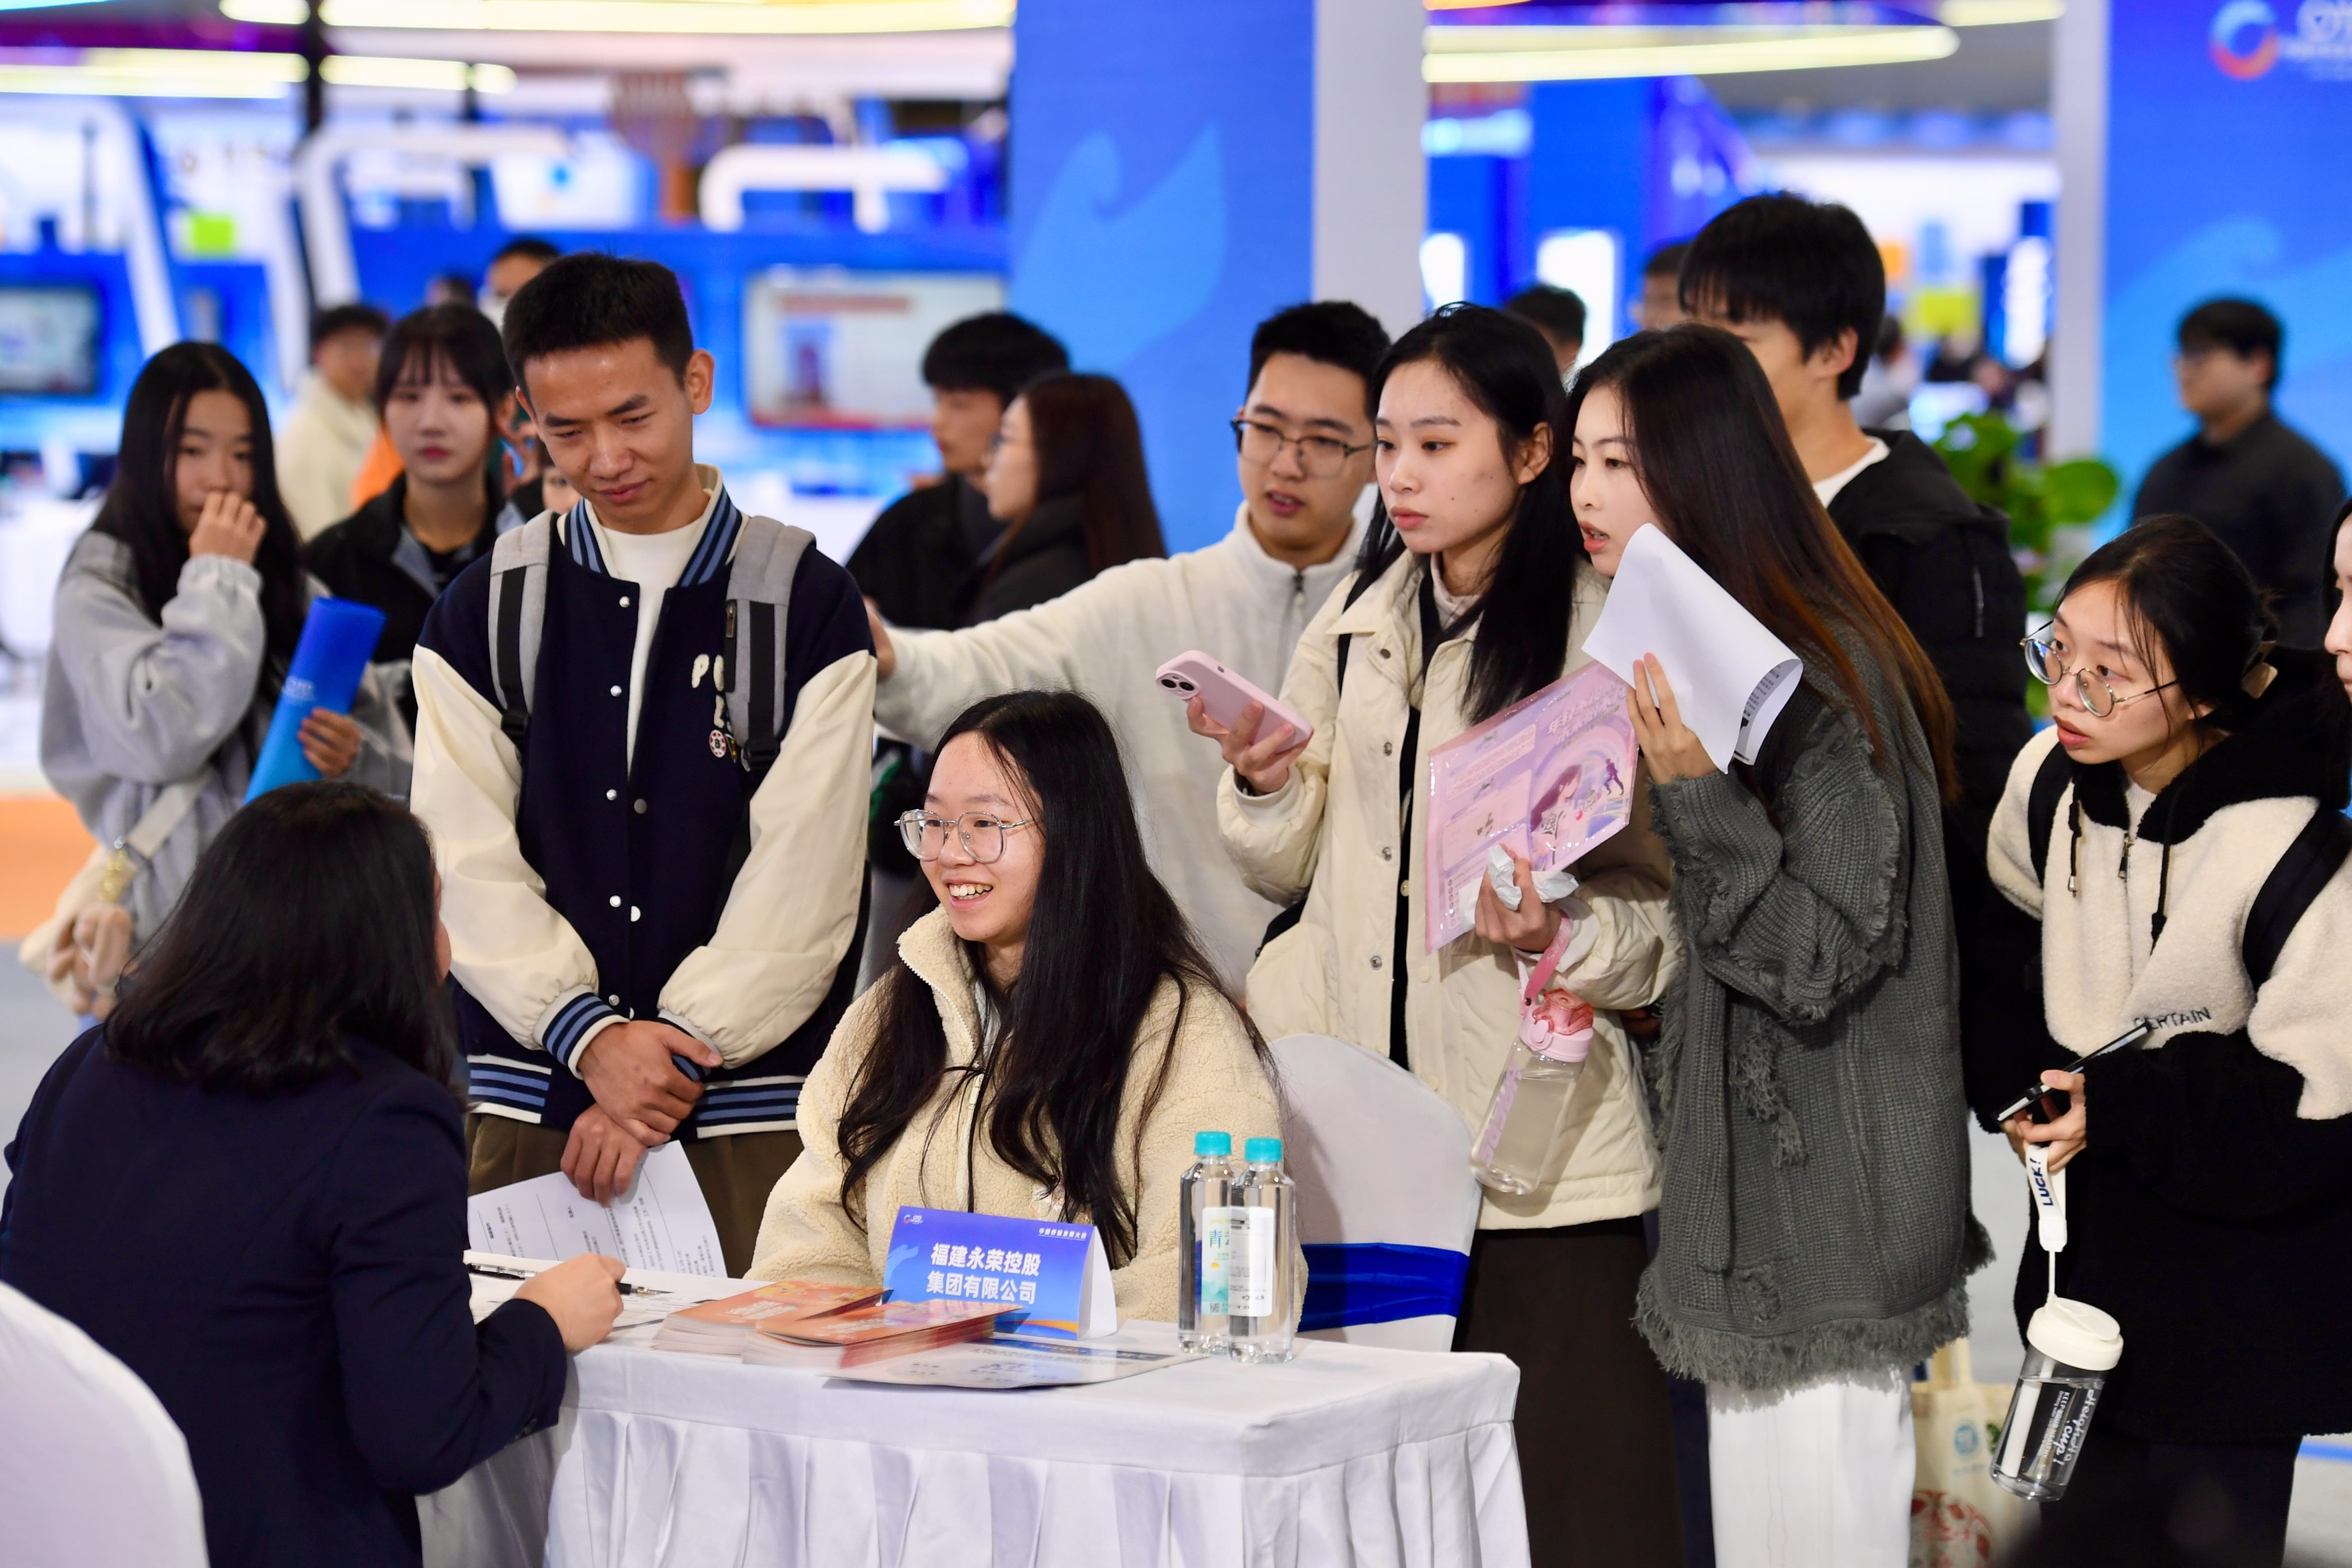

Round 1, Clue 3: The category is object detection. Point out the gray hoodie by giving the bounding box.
[41,531,406,941]
[1637,644,1981,1393]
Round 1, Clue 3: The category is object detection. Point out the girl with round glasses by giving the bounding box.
[1980,513,2352,1563]
[750,690,1279,1320]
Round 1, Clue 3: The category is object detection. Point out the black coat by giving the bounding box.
[1966,651,2352,1443]
[2133,412,2346,649]
[0,1031,568,1568]
[304,475,502,727]
[1829,431,2036,1100]
[950,494,1094,627]
[846,474,1001,632]
[1826,430,2034,815]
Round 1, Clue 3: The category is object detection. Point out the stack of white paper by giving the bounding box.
[465,1140,727,1278]
[1581,526,1803,769]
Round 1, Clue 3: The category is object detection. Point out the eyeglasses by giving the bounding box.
[984,430,1028,458]
[2021,629,2179,718]
[1230,418,1371,480]
[896,809,1037,863]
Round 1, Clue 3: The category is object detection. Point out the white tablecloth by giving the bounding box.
[424,1322,1528,1568]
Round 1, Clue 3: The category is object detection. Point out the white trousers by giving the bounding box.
[1707,1366,1915,1568]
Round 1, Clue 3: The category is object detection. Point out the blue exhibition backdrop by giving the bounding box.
[2104,1,2352,508]
[1008,0,1314,554]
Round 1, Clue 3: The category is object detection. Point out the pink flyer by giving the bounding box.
[1423,661,1637,952]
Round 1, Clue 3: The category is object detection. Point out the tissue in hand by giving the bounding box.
[1486,844,1579,912]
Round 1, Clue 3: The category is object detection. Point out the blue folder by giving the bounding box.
[241,598,387,804]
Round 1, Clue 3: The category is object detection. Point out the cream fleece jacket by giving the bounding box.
[873,502,1365,991]
[748,907,1283,1322]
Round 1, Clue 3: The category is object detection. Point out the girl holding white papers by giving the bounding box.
[750,690,1280,1323]
[1200,304,1685,1568]
[41,343,404,949]
[1567,325,1972,1568]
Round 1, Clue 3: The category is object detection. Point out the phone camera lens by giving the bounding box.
[1159,677,1179,689]
[1177,680,1195,692]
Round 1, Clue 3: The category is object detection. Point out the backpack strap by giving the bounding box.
[720,515,814,789]
[484,516,553,751]
[2026,739,2072,884]
[2243,806,2352,987]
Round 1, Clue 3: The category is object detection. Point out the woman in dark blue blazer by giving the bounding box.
[1,782,625,1568]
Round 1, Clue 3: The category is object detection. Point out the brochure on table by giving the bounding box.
[883,1206,1117,1339]
[1579,525,1803,771]
[1423,661,1637,952]
[466,1141,727,1278]
[832,1328,1184,1390]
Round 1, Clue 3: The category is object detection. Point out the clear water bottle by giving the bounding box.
[1470,993,1593,1195]
[1176,1130,1235,1355]
[1227,1137,1299,1364]
[1992,1297,2124,1501]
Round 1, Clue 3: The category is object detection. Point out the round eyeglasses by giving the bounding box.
[896,809,1036,864]
[1230,417,1370,480]
[2021,630,2179,719]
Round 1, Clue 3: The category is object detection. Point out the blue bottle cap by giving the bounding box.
[1194,1130,1233,1157]
[1244,1137,1283,1164]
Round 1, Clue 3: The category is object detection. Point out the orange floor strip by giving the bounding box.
[0,794,93,943]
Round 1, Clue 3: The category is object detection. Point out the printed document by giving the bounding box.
[1581,525,1803,770]
[466,1141,727,1278]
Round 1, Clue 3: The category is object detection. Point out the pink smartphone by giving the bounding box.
[1156,651,1314,747]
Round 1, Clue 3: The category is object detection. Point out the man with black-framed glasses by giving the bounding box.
[862,301,1389,989]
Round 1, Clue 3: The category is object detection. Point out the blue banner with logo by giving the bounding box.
[2103,2,2352,505]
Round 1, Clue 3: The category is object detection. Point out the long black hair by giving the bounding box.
[834,690,1258,1265]
[1352,303,1587,724]
[1566,325,1958,794]
[106,782,456,1095]
[1013,372,1165,572]
[2059,514,2275,737]
[91,342,307,669]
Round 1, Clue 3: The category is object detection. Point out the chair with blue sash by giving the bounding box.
[1270,1033,1482,1352]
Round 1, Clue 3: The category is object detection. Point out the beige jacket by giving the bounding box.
[748,907,1283,1321]
[1219,553,1676,1230]
[275,373,379,540]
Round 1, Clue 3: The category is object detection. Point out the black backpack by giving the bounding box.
[2023,743,2352,987]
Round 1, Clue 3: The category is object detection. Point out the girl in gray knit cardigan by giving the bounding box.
[1567,326,1979,1568]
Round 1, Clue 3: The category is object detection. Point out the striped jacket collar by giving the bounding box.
[559,464,743,587]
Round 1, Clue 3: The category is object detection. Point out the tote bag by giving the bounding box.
[1911,1338,2027,1568]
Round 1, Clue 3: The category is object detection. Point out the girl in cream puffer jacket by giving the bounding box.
[1202,306,1682,1568]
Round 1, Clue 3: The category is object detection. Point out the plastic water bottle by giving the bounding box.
[1992,1297,2124,1501]
[1176,1130,1235,1355]
[1470,995,1593,1195]
[1227,1137,1299,1364]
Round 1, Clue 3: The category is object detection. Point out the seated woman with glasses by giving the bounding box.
[1976,513,2352,1565]
[747,689,1280,1320]
[955,372,1165,626]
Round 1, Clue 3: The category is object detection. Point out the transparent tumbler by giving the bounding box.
[1992,1297,2124,1502]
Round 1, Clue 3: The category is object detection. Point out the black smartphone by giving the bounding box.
[1995,1021,2153,1124]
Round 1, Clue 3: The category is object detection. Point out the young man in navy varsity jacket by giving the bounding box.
[411,254,874,1272]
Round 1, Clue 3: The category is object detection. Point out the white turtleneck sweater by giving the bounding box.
[874,501,1367,990]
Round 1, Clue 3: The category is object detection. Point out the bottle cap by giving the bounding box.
[1194,1130,1232,1157]
[2026,1297,2123,1372]
[1244,1137,1283,1164]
